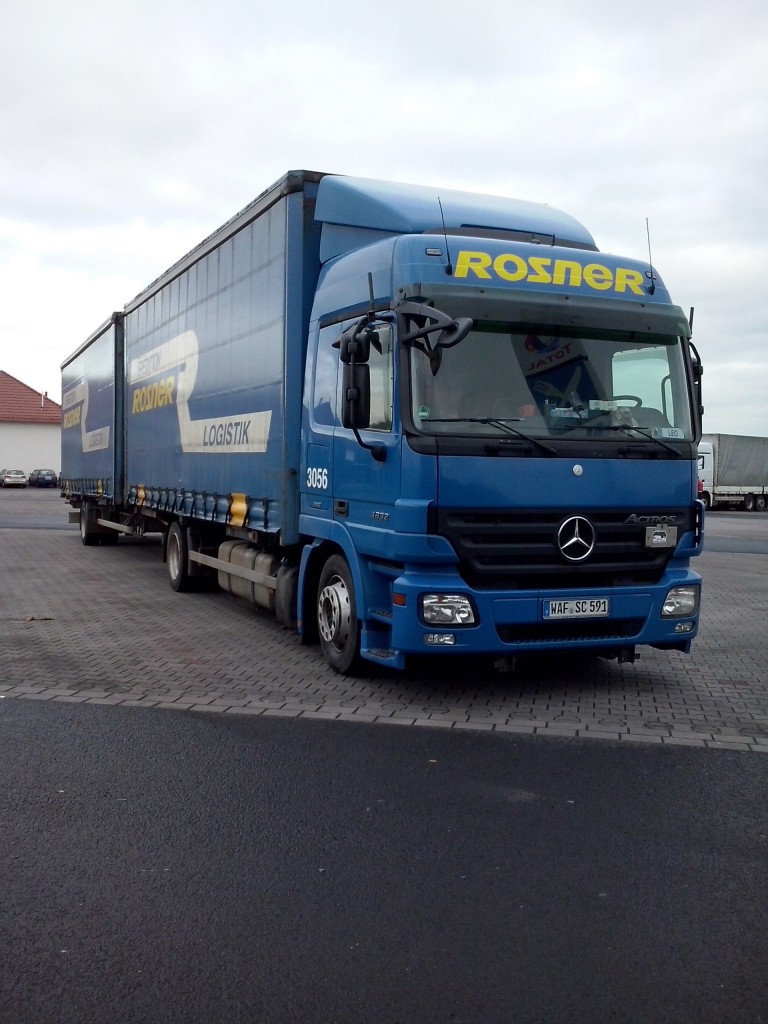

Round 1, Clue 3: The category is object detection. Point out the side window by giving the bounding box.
[367,324,393,431]
[312,326,339,427]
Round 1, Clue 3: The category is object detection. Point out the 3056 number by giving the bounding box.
[306,467,328,490]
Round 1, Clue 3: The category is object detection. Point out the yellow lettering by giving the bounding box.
[455,250,649,297]
[63,407,82,429]
[454,250,492,279]
[615,267,645,295]
[493,253,527,282]
[131,376,175,414]
[527,256,552,284]
[583,263,613,291]
[552,260,583,287]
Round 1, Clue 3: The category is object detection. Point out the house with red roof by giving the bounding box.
[0,371,62,477]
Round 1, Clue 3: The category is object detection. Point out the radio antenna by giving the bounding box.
[645,217,656,295]
[438,197,453,276]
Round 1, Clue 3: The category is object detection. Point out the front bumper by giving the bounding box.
[389,568,701,656]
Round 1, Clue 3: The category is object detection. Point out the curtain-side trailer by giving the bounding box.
[698,433,768,511]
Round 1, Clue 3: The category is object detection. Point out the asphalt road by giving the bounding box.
[2,697,766,1024]
[2,491,767,1023]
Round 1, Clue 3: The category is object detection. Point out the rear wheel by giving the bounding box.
[167,522,192,592]
[317,554,361,675]
[744,494,755,512]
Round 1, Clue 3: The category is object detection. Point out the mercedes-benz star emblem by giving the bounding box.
[557,516,596,562]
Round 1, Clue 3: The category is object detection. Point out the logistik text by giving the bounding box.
[454,250,646,294]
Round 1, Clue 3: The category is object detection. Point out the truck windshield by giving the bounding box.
[409,323,693,442]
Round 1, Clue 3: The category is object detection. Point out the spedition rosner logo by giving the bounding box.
[454,250,647,294]
[128,330,271,454]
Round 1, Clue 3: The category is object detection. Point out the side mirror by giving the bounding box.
[688,340,704,424]
[337,321,373,364]
[399,300,473,350]
[341,363,371,429]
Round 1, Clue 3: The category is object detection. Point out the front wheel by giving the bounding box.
[317,555,362,675]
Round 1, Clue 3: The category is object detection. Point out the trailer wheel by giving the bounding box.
[80,504,99,547]
[167,522,192,592]
[317,555,361,675]
[756,495,766,512]
[744,494,755,512]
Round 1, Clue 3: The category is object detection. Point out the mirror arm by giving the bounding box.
[352,426,387,462]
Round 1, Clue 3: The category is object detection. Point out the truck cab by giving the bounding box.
[298,177,703,671]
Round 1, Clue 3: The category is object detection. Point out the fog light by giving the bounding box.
[424,633,456,646]
[661,586,700,618]
[421,594,476,626]
[674,621,695,633]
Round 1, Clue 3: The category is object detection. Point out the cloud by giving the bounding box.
[0,0,766,434]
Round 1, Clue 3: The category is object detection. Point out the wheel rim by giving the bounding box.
[318,574,351,651]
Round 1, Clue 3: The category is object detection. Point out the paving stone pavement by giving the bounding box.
[1,515,767,751]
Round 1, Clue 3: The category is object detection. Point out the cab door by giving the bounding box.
[331,320,402,558]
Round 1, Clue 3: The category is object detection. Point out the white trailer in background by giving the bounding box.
[698,433,768,511]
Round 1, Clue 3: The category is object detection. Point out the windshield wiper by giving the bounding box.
[599,424,684,456]
[427,418,557,454]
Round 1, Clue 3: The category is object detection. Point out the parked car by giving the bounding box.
[29,469,58,488]
[0,469,28,487]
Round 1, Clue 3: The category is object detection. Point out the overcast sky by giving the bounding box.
[1,0,766,436]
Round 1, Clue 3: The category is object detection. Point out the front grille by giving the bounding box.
[434,508,691,589]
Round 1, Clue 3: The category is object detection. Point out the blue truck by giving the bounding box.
[61,170,704,674]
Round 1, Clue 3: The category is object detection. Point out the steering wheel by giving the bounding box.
[612,395,643,407]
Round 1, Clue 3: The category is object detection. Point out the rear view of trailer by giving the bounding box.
[61,315,123,521]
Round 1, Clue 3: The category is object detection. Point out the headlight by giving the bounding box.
[661,586,700,618]
[421,594,476,626]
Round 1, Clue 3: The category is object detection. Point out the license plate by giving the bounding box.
[543,598,610,619]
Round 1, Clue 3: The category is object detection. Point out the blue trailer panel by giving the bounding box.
[121,174,322,541]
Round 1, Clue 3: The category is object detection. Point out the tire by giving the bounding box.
[700,492,711,511]
[80,504,99,547]
[756,495,766,512]
[317,554,362,674]
[744,494,755,512]
[167,522,192,592]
